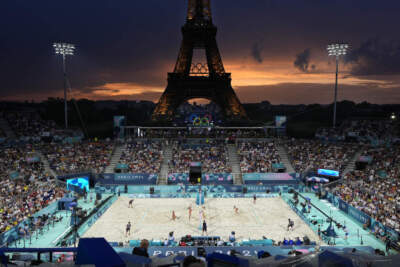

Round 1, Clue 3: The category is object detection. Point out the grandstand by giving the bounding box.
[1,118,399,265]
[1,0,400,265]
[0,109,398,263]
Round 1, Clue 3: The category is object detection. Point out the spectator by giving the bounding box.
[183,255,205,267]
[43,140,114,175]
[118,141,162,174]
[0,146,65,234]
[229,231,236,242]
[132,239,149,258]
[238,141,281,173]
[170,141,231,174]
[286,139,357,174]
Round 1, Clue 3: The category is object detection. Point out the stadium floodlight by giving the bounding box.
[327,43,349,128]
[53,43,75,56]
[53,42,75,129]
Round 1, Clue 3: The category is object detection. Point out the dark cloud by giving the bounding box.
[1,0,400,103]
[251,42,263,63]
[294,49,311,72]
[346,38,400,76]
[235,83,400,104]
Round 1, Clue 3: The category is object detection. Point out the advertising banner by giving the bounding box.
[243,173,298,185]
[317,169,339,177]
[243,173,294,181]
[114,173,158,185]
[26,156,40,163]
[168,173,233,185]
[357,156,373,163]
[113,116,125,139]
[275,116,287,127]
[337,198,349,213]
[245,185,298,193]
[9,171,19,180]
[115,163,129,170]
[67,177,90,194]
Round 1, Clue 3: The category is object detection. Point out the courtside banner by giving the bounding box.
[243,173,298,185]
[114,174,157,185]
[243,173,294,181]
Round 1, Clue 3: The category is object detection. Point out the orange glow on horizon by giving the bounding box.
[2,57,397,104]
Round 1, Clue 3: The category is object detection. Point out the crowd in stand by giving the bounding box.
[170,141,231,173]
[43,141,114,175]
[331,144,400,233]
[4,112,59,138]
[286,139,357,174]
[133,128,268,138]
[0,178,65,235]
[316,119,399,142]
[1,107,400,249]
[0,146,65,234]
[1,111,83,142]
[119,141,163,173]
[0,146,47,181]
[238,141,281,173]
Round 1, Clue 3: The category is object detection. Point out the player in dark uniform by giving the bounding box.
[129,199,134,208]
[202,220,207,236]
[287,219,294,231]
[126,221,131,237]
[253,194,257,204]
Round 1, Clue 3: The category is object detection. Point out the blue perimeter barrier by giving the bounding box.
[0,201,59,247]
[325,192,399,241]
[0,245,375,260]
[94,184,305,196]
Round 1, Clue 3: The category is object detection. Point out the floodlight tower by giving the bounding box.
[327,43,349,128]
[53,42,75,129]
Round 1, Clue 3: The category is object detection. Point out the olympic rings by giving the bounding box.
[189,113,213,126]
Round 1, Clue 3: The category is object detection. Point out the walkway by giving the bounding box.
[157,142,172,185]
[9,193,99,248]
[105,144,124,173]
[37,151,58,178]
[277,145,295,173]
[342,149,363,176]
[227,144,242,185]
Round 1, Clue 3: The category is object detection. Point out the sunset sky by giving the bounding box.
[1,0,400,104]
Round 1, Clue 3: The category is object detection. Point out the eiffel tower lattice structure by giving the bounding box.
[152,0,247,121]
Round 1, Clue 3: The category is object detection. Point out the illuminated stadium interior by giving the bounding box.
[1,0,400,266]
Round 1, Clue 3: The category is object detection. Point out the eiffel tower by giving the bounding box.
[152,0,247,121]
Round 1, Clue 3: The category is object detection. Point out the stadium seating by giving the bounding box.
[118,141,162,174]
[169,141,231,173]
[0,146,65,235]
[331,144,400,233]
[285,139,357,174]
[43,141,114,175]
[316,119,399,143]
[168,173,233,185]
[238,141,281,173]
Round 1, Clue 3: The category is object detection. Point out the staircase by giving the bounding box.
[157,142,173,185]
[105,144,124,173]
[342,149,363,176]
[227,144,243,185]
[277,145,295,173]
[37,151,57,178]
[0,117,16,138]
